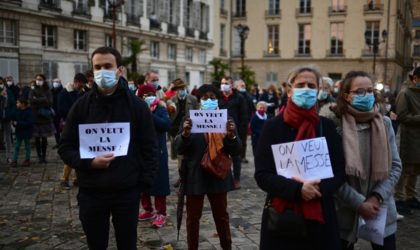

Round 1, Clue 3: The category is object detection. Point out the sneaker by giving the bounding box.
[234,180,241,190]
[396,200,412,215]
[397,213,405,221]
[152,214,166,228]
[22,160,31,167]
[138,211,155,221]
[406,197,420,210]
[10,160,17,168]
[61,181,71,190]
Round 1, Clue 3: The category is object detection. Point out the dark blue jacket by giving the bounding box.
[148,105,172,196]
[0,88,17,121]
[250,114,266,149]
[52,86,63,120]
[14,107,33,139]
[58,88,84,120]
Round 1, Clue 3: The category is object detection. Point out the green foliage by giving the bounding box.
[123,39,147,81]
[209,58,229,81]
[237,65,256,88]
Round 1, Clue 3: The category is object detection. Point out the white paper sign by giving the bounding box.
[357,206,388,246]
[79,123,130,159]
[189,109,227,133]
[271,137,334,180]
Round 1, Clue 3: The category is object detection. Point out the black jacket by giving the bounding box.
[58,79,159,191]
[238,90,256,121]
[219,90,247,134]
[254,114,345,250]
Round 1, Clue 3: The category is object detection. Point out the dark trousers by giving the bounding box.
[239,129,248,160]
[341,234,396,250]
[53,117,60,144]
[186,192,232,250]
[77,186,141,250]
[232,156,242,181]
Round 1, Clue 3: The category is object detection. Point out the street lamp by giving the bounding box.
[236,24,250,80]
[365,29,387,75]
[108,0,125,48]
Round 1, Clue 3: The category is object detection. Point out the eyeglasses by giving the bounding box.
[349,88,374,97]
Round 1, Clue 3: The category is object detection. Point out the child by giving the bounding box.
[10,99,33,167]
[250,101,268,155]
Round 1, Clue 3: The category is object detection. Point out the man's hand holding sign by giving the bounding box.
[271,137,334,200]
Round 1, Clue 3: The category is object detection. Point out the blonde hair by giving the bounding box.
[287,64,322,85]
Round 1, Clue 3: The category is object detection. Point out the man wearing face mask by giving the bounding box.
[58,47,159,250]
[234,79,255,164]
[318,77,335,108]
[219,76,247,189]
[5,76,20,100]
[145,70,166,100]
[394,66,420,214]
[51,78,63,149]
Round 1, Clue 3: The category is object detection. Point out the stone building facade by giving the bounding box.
[0,0,213,88]
[213,0,413,90]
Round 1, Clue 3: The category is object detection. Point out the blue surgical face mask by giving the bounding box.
[317,90,329,100]
[239,88,246,92]
[416,82,420,87]
[144,96,156,107]
[351,94,375,112]
[128,84,136,91]
[178,89,187,98]
[53,82,61,89]
[94,69,117,89]
[291,88,318,109]
[200,99,218,110]
[221,84,231,92]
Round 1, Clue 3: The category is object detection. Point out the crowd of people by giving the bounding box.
[0,46,419,250]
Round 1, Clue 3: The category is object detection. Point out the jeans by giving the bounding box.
[341,234,396,250]
[12,137,30,161]
[77,186,141,250]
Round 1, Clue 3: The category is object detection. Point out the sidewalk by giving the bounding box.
[0,138,419,249]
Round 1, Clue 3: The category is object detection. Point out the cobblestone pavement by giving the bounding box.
[0,138,419,250]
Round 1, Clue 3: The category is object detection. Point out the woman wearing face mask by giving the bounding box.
[29,74,56,163]
[136,84,172,228]
[259,85,279,118]
[51,78,63,148]
[250,101,268,155]
[175,84,241,250]
[324,71,401,250]
[254,65,345,250]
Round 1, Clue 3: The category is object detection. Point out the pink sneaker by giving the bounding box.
[152,214,166,228]
[138,211,155,221]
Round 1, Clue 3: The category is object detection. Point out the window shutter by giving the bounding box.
[52,62,58,79]
[138,0,143,16]
[204,5,209,32]
[183,0,188,27]
[99,0,105,7]
[159,0,169,23]
[193,1,200,30]
[174,0,180,25]
[147,0,153,16]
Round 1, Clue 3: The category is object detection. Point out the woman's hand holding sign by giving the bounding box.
[293,176,322,201]
[91,153,115,169]
[226,119,236,140]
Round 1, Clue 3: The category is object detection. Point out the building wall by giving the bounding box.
[213,0,412,90]
[0,0,214,89]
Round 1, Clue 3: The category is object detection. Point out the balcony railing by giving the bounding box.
[219,49,227,57]
[186,28,195,38]
[265,9,281,18]
[264,49,280,57]
[39,0,61,11]
[199,31,208,40]
[296,7,313,17]
[220,8,228,17]
[327,49,344,57]
[295,49,311,57]
[150,19,161,30]
[126,14,140,25]
[413,51,420,57]
[232,11,247,18]
[364,3,384,14]
[328,6,347,16]
[72,4,90,17]
[168,23,178,34]
[231,51,241,58]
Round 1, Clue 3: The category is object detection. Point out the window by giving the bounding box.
[185,47,193,62]
[150,41,159,59]
[236,0,246,17]
[367,0,381,10]
[185,71,190,84]
[415,30,420,39]
[267,25,279,55]
[199,71,205,85]
[220,24,226,52]
[331,0,345,11]
[105,34,112,47]
[330,23,344,55]
[0,19,17,45]
[186,0,193,28]
[168,70,176,82]
[414,45,420,56]
[266,72,278,83]
[42,25,57,48]
[74,63,88,74]
[42,61,58,83]
[169,0,176,24]
[232,28,241,56]
[299,0,311,13]
[268,0,280,15]
[40,0,60,9]
[199,49,206,64]
[328,73,342,82]
[168,44,176,60]
[298,24,311,55]
[74,0,89,14]
[74,30,87,50]
[221,0,225,10]
[0,58,19,82]
[365,21,379,52]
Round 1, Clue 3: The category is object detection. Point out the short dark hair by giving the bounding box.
[91,46,122,67]
[222,76,233,84]
[197,84,221,100]
[85,70,93,78]
[35,74,46,81]
[74,73,87,83]
[413,67,420,78]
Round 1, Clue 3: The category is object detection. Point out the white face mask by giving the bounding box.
[221,84,231,92]
[6,81,13,86]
